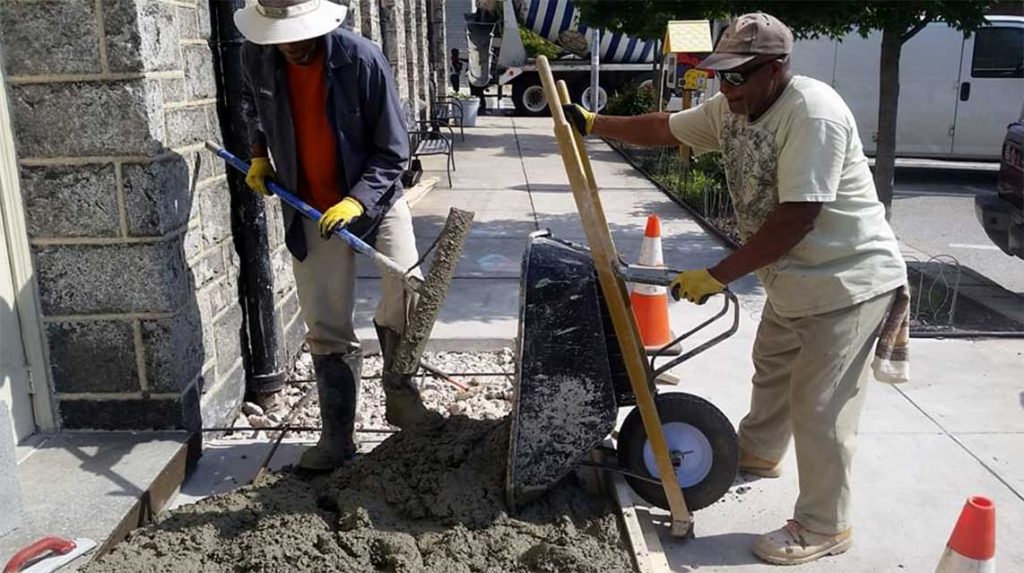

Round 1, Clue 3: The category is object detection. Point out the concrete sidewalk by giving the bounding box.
[383,116,1024,572]
[353,115,751,349]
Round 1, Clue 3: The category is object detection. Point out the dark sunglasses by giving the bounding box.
[719,56,785,86]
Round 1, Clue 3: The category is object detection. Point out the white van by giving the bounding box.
[787,16,1024,161]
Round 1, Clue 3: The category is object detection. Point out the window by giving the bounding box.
[972,27,1024,78]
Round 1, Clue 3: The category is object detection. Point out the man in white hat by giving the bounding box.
[234,0,439,472]
[564,12,907,566]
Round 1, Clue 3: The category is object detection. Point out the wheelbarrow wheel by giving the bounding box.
[617,392,738,511]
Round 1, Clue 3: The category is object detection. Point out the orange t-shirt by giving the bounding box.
[286,49,343,213]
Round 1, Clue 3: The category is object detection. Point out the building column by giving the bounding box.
[380,0,410,103]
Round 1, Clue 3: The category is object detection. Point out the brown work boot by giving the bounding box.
[382,373,443,430]
[739,447,782,478]
[752,520,852,565]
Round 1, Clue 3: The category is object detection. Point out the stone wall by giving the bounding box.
[378,0,438,117]
[428,0,447,98]
[0,0,245,430]
[0,0,442,432]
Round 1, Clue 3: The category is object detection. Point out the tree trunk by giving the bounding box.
[874,25,903,220]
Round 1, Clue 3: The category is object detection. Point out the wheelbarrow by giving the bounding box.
[504,57,740,538]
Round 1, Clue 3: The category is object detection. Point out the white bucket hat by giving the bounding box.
[234,0,348,45]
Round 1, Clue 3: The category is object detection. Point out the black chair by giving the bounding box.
[432,96,465,142]
[408,119,455,187]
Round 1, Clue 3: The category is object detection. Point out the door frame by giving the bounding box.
[0,62,56,433]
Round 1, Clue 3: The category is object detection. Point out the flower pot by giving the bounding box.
[461,98,480,127]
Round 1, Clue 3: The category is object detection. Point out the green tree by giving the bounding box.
[575,0,992,217]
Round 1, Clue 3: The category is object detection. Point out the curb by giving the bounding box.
[609,472,671,573]
[405,176,439,208]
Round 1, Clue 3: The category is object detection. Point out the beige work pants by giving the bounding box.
[291,198,421,356]
[737,290,896,534]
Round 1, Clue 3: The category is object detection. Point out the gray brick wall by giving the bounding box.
[403,0,420,110]
[380,0,409,101]
[0,0,244,431]
[0,0,442,432]
[360,0,383,47]
[429,0,448,99]
[342,0,361,35]
[416,0,432,102]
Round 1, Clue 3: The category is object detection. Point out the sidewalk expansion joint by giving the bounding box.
[893,385,1024,502]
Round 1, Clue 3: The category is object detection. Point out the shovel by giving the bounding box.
[206,141,473,375]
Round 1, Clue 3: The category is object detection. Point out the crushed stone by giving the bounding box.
[227,349,515,442]
[85,416,634,573]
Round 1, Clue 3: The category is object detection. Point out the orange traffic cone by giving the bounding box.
[630,215,679,354]
[935,496,996,572]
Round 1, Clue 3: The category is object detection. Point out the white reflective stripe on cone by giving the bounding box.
[638,236,664,266]
[935,547,996,573]
[632,283,665,296]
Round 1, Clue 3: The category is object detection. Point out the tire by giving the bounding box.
[617,392,738,511]
[579,84,608,112]
[511,74,549,116]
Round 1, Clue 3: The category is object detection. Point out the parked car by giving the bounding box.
[975,101,1024,258]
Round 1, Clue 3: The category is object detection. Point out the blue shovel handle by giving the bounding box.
[205,140,379,259]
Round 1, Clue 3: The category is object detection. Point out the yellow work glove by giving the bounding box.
[318,197,365,238]
[245,157,275,196]
[562,103,596,136]
[670,269,725,305]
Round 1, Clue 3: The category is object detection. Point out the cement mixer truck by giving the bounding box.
[465,0,661,115]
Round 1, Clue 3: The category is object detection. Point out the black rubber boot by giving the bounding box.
[374,323,443,431]
[298,352,361,471]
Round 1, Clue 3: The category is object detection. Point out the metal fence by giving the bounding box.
[608,141,740,245]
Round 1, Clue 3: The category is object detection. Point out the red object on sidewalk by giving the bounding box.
[3,537,77,573]
[935,496,996,573]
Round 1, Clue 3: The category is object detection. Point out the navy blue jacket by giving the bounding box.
[240,28,410,260]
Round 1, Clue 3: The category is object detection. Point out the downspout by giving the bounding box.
[209,0,286,397]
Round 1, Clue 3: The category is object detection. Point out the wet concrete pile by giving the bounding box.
[85,417,634,573]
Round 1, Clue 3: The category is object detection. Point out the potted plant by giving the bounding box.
[449,91,480,127]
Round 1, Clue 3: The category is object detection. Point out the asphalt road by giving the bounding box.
[891,166,1024,295]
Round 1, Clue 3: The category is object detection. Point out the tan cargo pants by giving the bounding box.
[737,290,896,534]
[291,198,421,356]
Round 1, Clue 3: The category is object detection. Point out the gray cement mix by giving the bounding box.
[84,416,634,573]
[394,208,474,375]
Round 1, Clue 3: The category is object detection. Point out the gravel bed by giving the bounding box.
[225,348,516,442]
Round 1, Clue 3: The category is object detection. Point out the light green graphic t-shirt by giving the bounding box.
[669,75,906,317]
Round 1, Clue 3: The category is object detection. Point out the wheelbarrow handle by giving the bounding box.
[618,264,677,287]
[620,263,737,304]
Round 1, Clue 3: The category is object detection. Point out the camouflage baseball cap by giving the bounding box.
[699,13,793,71]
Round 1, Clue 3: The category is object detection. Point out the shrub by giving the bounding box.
[606,84,656,117]
[520,28,560,59]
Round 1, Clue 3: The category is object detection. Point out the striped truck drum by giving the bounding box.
[518,0,659,63]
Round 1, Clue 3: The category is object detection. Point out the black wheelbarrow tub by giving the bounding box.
[505,232,620,509]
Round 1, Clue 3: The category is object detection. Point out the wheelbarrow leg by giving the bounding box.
[537,59,694,538]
